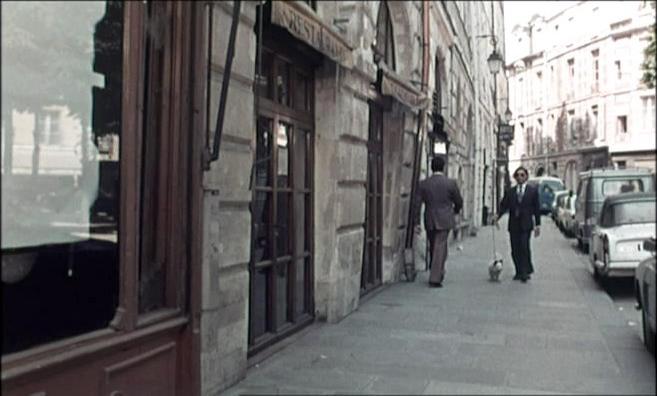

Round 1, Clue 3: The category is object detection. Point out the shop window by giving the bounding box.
[2,1,190,357]
[2,1,123,355]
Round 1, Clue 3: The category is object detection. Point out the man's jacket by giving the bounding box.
[498,183,541,232]
[413,173,463,231]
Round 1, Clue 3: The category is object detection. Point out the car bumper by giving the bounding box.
[600,260,641,277]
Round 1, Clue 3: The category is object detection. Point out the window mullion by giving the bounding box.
[110,1,147,332]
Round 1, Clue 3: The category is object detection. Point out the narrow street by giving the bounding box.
[223,218,656,395]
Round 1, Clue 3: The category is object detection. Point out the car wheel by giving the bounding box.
[642,307,655,355]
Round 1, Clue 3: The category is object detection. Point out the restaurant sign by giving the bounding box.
[271,1,353,68]
[380,68,429,110]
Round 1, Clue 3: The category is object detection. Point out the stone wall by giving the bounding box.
[200,2,255,394]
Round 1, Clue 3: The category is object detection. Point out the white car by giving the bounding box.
[552,190,570,225]
[635,237,656,354]
[588,192,656,281]
[560,193,577,238]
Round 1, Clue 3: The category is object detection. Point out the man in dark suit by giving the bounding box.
[413,156,463,287]
[493,166,541,282]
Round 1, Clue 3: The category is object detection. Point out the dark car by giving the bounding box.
[528,176,566,215]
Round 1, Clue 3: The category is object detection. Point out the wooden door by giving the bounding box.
[361,102,384,294]
[248,32,315,355]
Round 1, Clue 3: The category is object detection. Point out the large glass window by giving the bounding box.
[2,1,189,357]
[2,1,123,354]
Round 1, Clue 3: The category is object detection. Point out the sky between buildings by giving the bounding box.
[503,0,581,61]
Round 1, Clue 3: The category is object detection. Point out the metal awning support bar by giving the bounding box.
[203,0,242,170]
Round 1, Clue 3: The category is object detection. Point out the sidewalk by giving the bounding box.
[222,219,656,395]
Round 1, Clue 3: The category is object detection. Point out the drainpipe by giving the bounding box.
[202,0,241,170]
[404,0,430,278]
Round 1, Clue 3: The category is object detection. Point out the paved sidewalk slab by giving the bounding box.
[222,219,655,395]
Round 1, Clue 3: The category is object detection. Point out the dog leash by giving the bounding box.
[492,216,499,261]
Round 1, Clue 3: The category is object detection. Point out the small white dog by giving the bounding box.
[488,258,503,281]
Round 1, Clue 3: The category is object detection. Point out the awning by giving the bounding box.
[271,1,353,69]
[379,66,429,110]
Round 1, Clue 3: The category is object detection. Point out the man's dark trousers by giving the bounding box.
[509,229,534,277]
[427,229,449,283]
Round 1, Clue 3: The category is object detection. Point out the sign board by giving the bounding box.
[498,124,514,142]
[271,1,353,68]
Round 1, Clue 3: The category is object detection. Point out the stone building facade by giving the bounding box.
[200,1,507,394]
[506,1,656,190]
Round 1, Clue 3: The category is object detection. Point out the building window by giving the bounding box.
[40,108,64,146]
[567,109,576,140]
[374,1,395,71]
[591,49,599,92]
[617,115,628,134]
[615,60,622,80]
[567,58,575,78]
[591,105,599,139]
[536,71,542,107]
[642,96,656,132]
[567,59,575,98]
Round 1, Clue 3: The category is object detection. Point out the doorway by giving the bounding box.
[361,102,384,295]
[248,36,315,355]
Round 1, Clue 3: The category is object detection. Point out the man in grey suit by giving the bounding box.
[492,166,541,282]
[413,156,463,287]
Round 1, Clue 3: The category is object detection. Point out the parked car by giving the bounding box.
[635,237,656,354]
[575,168,655,252]
[552,190,570,224]
[588,192,656,281]
[560,192,578,237]
[528,176,566,215]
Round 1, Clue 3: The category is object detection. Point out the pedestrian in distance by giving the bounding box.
[413,156,463,288]
[492,166,541,282]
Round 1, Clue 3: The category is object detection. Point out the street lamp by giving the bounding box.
[503,107,513,124]
[487,49,504,75]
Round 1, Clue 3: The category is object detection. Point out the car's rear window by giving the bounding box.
[611,201,656,225]
[544,180,565,192]
[601,179,645,197]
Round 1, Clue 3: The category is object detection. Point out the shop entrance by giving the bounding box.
[248,21,316,355]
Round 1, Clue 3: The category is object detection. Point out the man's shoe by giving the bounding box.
[520,276,529,282]
[513,274,521,280]
[429,282,442,288]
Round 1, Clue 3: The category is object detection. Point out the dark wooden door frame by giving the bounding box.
[361,100,384,295]
[248,33,315,356]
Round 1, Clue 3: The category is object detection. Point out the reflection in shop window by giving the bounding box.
[2,1,122,354]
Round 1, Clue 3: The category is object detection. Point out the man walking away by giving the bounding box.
[413,156,463,287]
[493,166,541,282]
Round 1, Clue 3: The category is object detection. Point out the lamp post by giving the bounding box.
[476,1,508,223]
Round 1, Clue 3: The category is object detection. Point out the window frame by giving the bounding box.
[2,0,192,369]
